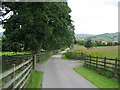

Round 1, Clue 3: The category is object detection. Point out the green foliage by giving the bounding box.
[25,70,43,88]
[1,52,31,56]
[74,66,118,88]
[61,53,69,59]
[63,52,84,60]
[2,2,74,53]
[84,40,93,49]
[37,52,53,63]
[75,39,118,47]
[75,39,86,45]
[107,42,113,46]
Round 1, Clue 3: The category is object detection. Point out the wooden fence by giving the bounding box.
[0,54,36,89]
[78,53,120,77]
[2,54,32,72]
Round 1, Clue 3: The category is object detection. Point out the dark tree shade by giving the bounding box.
[84,40,93,49]
[2,2,75,53]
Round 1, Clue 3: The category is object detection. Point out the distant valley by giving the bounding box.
[75,32,119,42]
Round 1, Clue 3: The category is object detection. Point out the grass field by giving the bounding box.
[74,66,119,88]
[26,70,43,88]
[0,52,31,56]
[69,45,118,59]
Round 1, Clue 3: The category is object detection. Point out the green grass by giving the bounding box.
[74,66,119,88]
[37,53,53,63]
[0,52,31,56]
[26,70,43,88]
[69,45,118,59]
[61,53,69,60]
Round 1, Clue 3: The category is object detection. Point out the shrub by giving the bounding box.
[64,52,84,60]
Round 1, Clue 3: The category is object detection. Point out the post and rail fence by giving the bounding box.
[68,52,120,78]
[80,52,120,77]
[0,54,36,89]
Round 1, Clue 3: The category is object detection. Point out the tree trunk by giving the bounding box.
[37,41,43,54]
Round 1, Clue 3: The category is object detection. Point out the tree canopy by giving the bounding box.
[84,40,93,49]
[1,2,74,53]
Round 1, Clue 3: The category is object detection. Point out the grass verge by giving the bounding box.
[74,66,118,89]
[37,53,53,63]
[61,53,69,60]
[37,48,67,62]
[26,70,43,88]
[1,52,31,56]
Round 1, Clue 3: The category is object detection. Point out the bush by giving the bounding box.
[64,52,84,60]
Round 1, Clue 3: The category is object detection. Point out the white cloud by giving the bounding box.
[68,0,119,34]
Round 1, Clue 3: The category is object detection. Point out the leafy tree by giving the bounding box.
[76,40,86,45]
[107,42,112,46]
[2,2,74,53]
[84,40,93,49]
[112,42,118,46]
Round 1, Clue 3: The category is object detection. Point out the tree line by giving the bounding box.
[75,39,119,49]
[1,2,75,54]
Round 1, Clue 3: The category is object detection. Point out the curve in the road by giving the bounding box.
[36,49,98,88]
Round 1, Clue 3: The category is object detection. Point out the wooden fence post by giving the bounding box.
[11,64,16,88]
[96,56,98,68]
[84,53,86,65]
[13,64,16,87]
[104,57,106,70]
[115,59,117,72]
[33,55,36,70]
[89,55,91,66]
[82,53,86,64]
[81,53,83,59]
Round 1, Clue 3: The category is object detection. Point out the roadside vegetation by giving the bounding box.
[36,52,53,63]
[74,66,118,88]
[61,53,69,60]
[1,52,31,56]
[25,48,66,88]
[1,2,74,89]
[25,70,43,88]
[62,44,119,88]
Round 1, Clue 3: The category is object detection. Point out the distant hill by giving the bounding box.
[75,32,119,42]
[75,34,95,40]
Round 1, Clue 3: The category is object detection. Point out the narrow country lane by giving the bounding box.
[36,49,98,88]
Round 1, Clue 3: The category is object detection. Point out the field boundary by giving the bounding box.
[67,52,120,78]
[0,54,36,89]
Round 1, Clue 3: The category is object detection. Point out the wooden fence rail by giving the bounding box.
[0,54,36,89]
[71,52,120,77]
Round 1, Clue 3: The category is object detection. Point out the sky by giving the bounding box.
[68,0,119,35]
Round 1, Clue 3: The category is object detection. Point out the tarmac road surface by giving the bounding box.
[36,49,98,88]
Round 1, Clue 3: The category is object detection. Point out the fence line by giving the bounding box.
[0,58,32,80]
[0,54,36,89]
[72,52,120,77]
